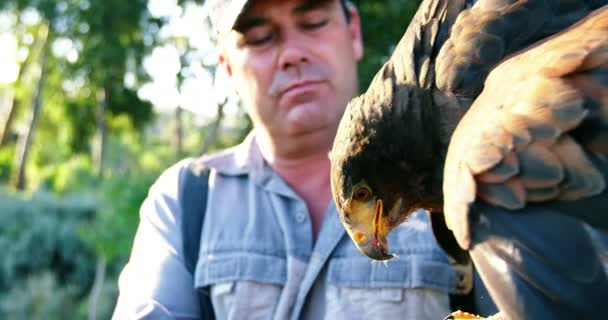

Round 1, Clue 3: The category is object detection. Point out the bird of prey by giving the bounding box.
[330,0,608,318]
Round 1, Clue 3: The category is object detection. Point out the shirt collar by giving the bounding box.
[202,132,301,199]
[202,132,262,176]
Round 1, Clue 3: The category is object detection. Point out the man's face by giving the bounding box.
[219,0,363,148]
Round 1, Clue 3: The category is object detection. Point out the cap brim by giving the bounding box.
[215,0,250,34]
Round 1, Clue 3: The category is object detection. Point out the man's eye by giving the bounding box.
[246,33,275,46]
[243,26,276,46]
[301,19,328,30]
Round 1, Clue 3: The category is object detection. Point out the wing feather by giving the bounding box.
[443,6,608,249]
[436,0,604,97]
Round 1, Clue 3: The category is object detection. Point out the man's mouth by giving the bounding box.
[268,63,330,97]
[280,80,325,97]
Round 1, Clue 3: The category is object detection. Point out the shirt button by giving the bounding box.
[296,211,307,223]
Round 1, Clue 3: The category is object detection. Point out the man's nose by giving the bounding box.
[277,35,311,70]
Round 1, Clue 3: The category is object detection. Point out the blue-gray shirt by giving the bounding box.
[113,134,459,319]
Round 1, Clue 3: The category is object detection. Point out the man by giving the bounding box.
[113,0,459,319]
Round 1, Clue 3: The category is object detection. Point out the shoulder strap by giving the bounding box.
[179,158,215,319]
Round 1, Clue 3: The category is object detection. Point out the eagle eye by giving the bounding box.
[352,186,372,202]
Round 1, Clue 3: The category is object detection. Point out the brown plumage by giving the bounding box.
[444,9,608,249]
[330,0,608,314]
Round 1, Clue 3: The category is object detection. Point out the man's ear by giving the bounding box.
[346,4,363,61]
[218,52,233,77]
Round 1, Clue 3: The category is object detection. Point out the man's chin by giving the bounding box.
[284,104,334,134]
[287,101,322,119]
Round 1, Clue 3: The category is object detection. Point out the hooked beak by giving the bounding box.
[351,199,396,261]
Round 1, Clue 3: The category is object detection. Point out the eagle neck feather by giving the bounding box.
[365,0,465,156]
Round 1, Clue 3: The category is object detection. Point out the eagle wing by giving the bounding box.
[436,0,605,97]
[443,6,608,249]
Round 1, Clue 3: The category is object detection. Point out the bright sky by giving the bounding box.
[0,10,20,85]
[0,33,19,85]
[0,0,238,118]
[137,0,237,118]
[0,8,40,86]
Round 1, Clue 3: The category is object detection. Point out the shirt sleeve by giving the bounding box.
[113,160,201,320]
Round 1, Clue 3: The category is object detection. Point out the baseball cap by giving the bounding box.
[205,0,251,34]
[206,0,350,34]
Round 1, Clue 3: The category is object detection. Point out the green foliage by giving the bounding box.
[0,1,425,318]
[80,124,177,260]
[0,191,96,319]
[85,167,158,261]
[63,99,97,154]
[0,133,177,318]
[107,87,154,129]
[0,146,15,182]
[0,272,81,320]
[1,0,158,185]
[38,155,97,194]
[355,0,422,89]
[84,275,121,320]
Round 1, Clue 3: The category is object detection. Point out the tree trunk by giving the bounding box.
[200,98,226,155]
[14,24,49,190]
[0,88,18,147]
[0,11,28,148]
[87,255,106,320]
[237,111,253,144]
[175,106,184,158]
[92,88,107,177]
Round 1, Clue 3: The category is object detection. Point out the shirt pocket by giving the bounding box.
[324,256,453,320]
[210,281,282,320]
[195,253,286,320]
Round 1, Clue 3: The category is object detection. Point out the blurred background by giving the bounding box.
[0,0,424,318]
